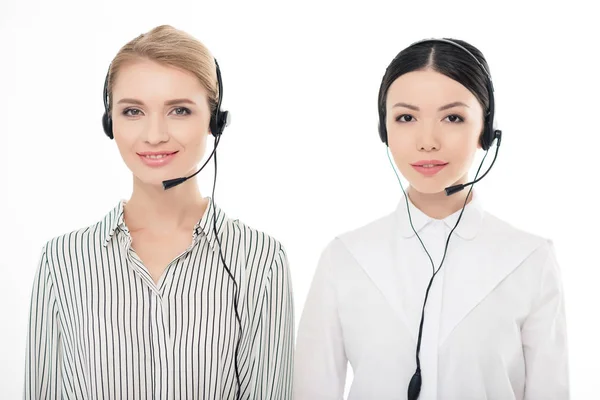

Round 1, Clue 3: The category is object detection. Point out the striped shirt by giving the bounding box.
[24,198,294,399]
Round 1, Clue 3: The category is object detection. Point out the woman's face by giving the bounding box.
[110,58,212,187]
[385,69,484,194]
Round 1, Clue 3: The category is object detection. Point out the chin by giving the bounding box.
[134,175,170,187]
[408,182,448,195]
[127,157,194,185]
[129,167,176,187]
[405,174,459,195]
[400,164,467,194]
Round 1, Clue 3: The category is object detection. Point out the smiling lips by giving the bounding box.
[137,151,179,167]
[410,159,448,176]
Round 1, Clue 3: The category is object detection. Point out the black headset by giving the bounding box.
[101,59,230,140]
[379,38,502,400]
[378,38,501,152]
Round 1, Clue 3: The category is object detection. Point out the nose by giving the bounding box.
[416,122,440,151]
[143,113,169,144]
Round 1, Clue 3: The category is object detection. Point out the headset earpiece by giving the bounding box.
[480,103,500,151]
[210,60,229,138]
[378,103,388,145]
[101,66,114,140]
[102,112,113,139]
[378,121,387,145]
[209,109,230,138]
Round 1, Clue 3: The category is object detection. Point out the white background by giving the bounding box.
[1,0,598,398]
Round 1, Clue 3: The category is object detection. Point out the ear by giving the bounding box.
[477,129,484,149]
[207,117,214,136]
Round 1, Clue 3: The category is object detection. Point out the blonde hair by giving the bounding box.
[106,25,218,113]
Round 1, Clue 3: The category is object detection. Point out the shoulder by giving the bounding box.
[313,210,397,266]
[336,212,395,242]
[334,210,396,253]
[220,214,291,304]
[221,212,287,273]
[42,222,105,263]
[481,210,552,252]
[478,212,564,305]
[225,216,285,255]
[41,202,120,268]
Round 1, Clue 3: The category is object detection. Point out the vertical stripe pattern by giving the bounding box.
[24,198,294,399]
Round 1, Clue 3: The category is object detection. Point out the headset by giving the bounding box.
[378,38,502,400]
[102,58,242,399]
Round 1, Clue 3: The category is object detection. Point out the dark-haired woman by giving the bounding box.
[293,38,568,400]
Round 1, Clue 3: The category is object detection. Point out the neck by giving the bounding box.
[124,175,209,235]
[407,183,473,220]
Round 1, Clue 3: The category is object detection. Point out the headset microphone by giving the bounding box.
[161,177,187,190]
[159,58,230,191]
[162,136,220,190]
[445,130,502,196]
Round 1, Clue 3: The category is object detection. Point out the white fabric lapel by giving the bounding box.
[338,213,418,341]
[438,214,544,345]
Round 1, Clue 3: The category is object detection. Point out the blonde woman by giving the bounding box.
[24,25,294,400]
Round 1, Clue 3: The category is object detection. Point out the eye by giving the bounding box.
[122,108,143,116]
[395,114,415,123]
[444,114,464,123]
[171,107,191,116]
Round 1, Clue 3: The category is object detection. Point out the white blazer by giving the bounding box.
[294,192,569,400]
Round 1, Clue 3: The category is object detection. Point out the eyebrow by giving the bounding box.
[392,101,470,111]
[116,98,197,106]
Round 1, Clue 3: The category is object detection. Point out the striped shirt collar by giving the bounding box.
[395,191,484,240]
[101,197,226,250]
